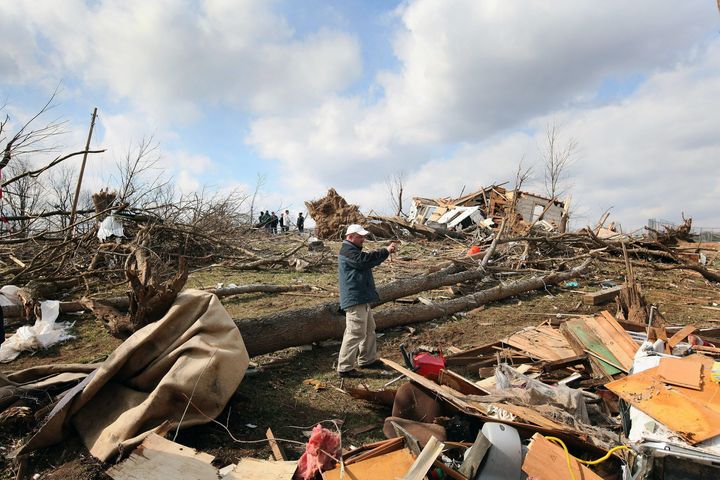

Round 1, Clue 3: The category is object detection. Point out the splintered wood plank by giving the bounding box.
[606,356,720,444]
[658,357,703,390]
[106,433,217,480]
[380,358,487,415]
[594,311,640,368]
[668,325,698,349]
[438,368,491,395]
[323,448,417,480]
[582,285,626,305]
[490,403,573,434]
[560,319,622,376]
[522,433,604,480]
[223,458,298,480]
[445,341,503,366]
[504,325,576,361]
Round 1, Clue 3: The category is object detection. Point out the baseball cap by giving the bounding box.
[346,224,370,236]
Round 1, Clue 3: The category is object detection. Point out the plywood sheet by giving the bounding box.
[504,325,576,361]
[522,433,604,480]
[606,356,720,444]
[323,447,416,480]
[658,357,703,390]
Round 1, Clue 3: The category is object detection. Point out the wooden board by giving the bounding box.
[323,448,416,480]
[668,325,698,349]
[522,433,604,480]
[658,357,703,390]
[582,285,626,305]
[504,325,576,361]
[490,403,573,433]
[560,319,622,377]
[606,356,720,444]
[106,433,217,480]
[223,458,297,480]
[380,358,488,415]
[595,311,640,369]
[438,368,491,395]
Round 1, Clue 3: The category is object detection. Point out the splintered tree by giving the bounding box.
[541,122,576,202]
[386,171,406,216]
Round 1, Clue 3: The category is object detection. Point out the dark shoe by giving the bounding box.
[338,369,363,378]
[358,360,387,370]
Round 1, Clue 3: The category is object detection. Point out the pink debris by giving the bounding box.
[293,424,341,480]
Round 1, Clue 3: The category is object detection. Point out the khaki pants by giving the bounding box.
[337,303,377,373]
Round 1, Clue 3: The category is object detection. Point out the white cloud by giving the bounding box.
[247,0,718,194]
[0,0,361,122]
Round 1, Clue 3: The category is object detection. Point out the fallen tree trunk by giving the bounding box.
[238,260,591,357]
[0,284,313,320]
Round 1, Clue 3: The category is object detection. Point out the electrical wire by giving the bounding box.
[543,436,632,480]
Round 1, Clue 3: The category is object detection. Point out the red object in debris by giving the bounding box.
[413,351,446,381]
[293,424,341,480]
[689,334,716,348]
[467,245,482,256]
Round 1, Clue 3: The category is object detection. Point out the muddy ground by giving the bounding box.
[1,236,719,479]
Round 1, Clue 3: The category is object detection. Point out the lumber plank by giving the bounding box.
[503,325,576,361]
[582,285,626,305]
[265,427,286,461]
[402,436,444,480]
[380,358,487,415]
[668,325,698,349]
[438,369,491,395]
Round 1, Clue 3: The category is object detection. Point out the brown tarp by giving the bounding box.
[16,289,249,462]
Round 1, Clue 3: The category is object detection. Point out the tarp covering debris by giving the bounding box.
[17,289,249,462]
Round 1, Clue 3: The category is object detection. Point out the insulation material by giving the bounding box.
[293,424,341,480]
[0,300,74,363]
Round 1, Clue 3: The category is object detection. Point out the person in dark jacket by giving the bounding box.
[296,213,305,233]
[270,211,279,234]
[337,224,397,377]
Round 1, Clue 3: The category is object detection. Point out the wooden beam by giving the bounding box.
[582,285,625,305]
[265,427,286,461]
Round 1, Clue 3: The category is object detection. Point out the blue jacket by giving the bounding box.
[338,240,390,309]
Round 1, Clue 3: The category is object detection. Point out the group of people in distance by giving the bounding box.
[257,209,305,233]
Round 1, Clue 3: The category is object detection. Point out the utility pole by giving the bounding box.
[68,107,98,236]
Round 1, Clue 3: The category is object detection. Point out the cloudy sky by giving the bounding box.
[1,0,719,230]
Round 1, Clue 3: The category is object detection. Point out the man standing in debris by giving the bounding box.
[337,224,397,377]
[297,212,305,233]
[270,211,279,234]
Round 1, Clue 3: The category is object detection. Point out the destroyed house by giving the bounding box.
[409,185,567,231]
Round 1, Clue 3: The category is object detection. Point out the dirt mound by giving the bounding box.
[305,188,366,239]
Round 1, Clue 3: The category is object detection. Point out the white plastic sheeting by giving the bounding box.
[97,215,124,242]
[0,300,75,363]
